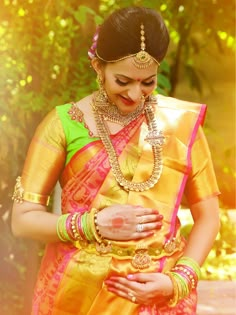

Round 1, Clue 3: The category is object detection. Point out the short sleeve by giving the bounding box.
[21,108,66,200]
[184,126,220,205]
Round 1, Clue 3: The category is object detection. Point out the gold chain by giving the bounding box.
[93,96,165,191]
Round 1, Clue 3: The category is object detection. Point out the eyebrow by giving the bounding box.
[115,74,157,81]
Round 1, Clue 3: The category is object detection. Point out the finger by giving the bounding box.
[128,291,138,303]
[105,280,138,302]
[136,214,163,224]
[127,273,156,283]
[144,221,162,230]
[108,287,138,303]
[105,279,129,292]
[106,276,140,291]
[135,207,159,216]
[134,222,162,234]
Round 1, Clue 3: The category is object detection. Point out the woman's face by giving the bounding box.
[101,57,158,115]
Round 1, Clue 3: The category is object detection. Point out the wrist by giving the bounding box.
[165,256,201,307]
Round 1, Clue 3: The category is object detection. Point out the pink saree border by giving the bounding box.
[168,104,207,237]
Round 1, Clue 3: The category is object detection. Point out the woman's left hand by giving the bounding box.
[104,272,173,306]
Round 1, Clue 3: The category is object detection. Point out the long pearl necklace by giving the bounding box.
[92,95,165,192]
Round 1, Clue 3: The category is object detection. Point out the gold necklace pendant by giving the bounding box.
[93,95,165,192]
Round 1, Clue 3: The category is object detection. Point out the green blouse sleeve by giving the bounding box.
[56,103,99,165]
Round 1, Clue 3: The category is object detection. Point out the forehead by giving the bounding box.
[104,57,158,79]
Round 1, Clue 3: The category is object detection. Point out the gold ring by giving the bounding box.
[128,291,136,303]
[131,296,136,303]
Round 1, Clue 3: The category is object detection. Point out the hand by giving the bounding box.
[97,204,163,241]
[104,272,173,306]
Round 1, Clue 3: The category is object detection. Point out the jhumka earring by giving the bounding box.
[132,24,158,69]
[95,74,110,107]
[96,74,110,107]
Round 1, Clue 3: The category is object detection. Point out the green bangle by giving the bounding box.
[57,214,70,242]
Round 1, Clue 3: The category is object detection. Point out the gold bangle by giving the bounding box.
[23,192,50,206]
[91,208,104,243]
[165,271,179,307]
[71,213,83,241]
[12,176,50,206]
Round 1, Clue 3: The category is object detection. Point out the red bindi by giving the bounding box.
[111,216,125,229]
[136,78,141,81]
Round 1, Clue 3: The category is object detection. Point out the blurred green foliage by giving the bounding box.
[0,0,235,314]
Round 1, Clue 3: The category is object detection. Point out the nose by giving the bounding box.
[127,84,144,102]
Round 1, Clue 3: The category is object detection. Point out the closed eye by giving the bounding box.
[115,78,129,86]
[116,79,155,87]
[142,80,155,86]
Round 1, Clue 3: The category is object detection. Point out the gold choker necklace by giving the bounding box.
[93,95,165,192]
[93,92,145,126]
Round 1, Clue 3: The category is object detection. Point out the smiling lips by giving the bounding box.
[119,95,135,106]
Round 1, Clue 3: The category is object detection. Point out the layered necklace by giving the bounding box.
[92,94,165,192]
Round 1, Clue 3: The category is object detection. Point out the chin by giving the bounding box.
[117,105,136,115]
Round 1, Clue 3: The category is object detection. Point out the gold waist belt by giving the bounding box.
[74,236,182,269]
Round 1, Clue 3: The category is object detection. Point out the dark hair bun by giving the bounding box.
[96,7,169,63]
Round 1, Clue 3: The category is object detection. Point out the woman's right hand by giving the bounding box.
[96,204,163,241]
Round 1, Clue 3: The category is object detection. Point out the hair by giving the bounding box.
[96,7,170,63]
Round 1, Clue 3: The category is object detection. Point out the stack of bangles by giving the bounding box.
[56,208,104,244]
[165,256,201,307]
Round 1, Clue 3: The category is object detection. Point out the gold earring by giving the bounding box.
[97,74,103,89]
[95,74,110,107]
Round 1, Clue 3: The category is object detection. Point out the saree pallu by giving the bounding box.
[32,96,219,315]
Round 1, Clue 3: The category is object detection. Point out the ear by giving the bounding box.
[91,58,103,75]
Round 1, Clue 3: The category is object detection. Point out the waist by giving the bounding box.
[74,236,183,262]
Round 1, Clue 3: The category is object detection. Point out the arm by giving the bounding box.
[184,196,220,266]
[11,108,66,242]
[183,126,221,265]
[12,201,60,242]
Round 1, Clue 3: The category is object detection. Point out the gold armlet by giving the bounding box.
[12,176,50,206]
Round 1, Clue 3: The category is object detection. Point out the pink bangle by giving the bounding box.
[77,213,86,241]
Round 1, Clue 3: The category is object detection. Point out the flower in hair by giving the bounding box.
[88,26,100,60]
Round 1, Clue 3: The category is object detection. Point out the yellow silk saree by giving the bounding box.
[21,95,219,315]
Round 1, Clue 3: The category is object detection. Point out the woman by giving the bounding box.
[11,6,220,315]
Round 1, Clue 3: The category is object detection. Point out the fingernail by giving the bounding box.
[127,274,134,279]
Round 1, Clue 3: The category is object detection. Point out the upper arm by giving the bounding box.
[184,127,220,206]
[19,108,66,203]
[190,196,220,222]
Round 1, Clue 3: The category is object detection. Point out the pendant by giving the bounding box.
[145,130,165,146]
[96,241,112,254]
[131,248,152,269]
[164,237,181,253]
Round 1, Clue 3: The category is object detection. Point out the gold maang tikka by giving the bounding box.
[95,24,160,68]
[132,24,157,69]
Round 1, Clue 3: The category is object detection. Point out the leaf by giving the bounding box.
[158,73,172,90]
